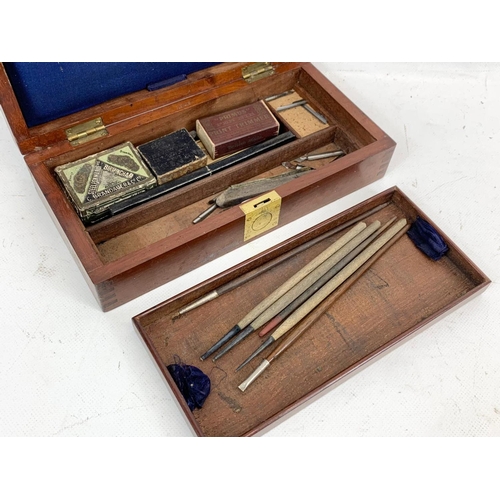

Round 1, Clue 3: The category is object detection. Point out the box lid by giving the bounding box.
[4,63,219,128]
[0,62,289,157]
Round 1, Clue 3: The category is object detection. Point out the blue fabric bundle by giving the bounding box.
[407,217,448,260]
[167,360,211,411]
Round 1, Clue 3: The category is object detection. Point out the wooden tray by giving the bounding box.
[0,62,395,310]
[132,187,490,437]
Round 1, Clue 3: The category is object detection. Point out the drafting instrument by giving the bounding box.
[264,90,295,102]
[235,217,397,371]
[213,221,384,362]
[294,150,344,162]
[276,100,307,112]
[303,104,328,124]
[173,202,391,318]
[199,221,368,361]
[192,168,313,224]
[238,218,409,392]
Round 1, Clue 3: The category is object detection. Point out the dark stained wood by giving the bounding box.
[132,188,490,436]
[0,65,30,143]
[1,61,398,310]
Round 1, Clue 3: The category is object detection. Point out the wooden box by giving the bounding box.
[0,62,395,311]
[132,187,490,436]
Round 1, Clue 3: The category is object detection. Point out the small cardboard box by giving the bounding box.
[0,62,395,311]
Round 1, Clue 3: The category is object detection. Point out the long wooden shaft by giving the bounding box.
[216,203,389,296]
[211,222,380,361]
[235,221,367,330]
[258,216,397,338]
[248,221,381,331]
[238,221,409,392]
[268,222,410,363]
[269,219,408,342]
[174,202,390,317]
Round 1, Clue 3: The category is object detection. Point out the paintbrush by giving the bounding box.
[199,221,368,361]
[235,216,397,371]
[238,218,409,392]
[212,220,385,362]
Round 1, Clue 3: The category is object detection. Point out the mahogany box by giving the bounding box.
[0,62,395,311]
[132,187,490,437]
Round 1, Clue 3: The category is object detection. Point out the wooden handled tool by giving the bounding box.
[212,221,383,361]
[199,221,368,361]
[238,218,409,392]
[174,202,391,319]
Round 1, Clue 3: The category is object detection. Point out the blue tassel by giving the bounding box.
[167,360,211,411]
[407,217,448,261]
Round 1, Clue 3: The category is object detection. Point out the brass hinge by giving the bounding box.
[66,117,108,146]
[242,62,275,83]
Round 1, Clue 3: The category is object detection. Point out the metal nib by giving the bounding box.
[236,337,274,372]
[175,290,219,318]
[238,360,271,392]
[212,325,254,362]
[200,324,241,361]
[303,104,328,124]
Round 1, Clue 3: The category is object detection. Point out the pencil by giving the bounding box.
[235,216,397,371]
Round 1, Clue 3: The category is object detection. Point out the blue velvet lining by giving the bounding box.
[3,62,218,127]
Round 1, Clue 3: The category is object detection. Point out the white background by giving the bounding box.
[1,60,498,495]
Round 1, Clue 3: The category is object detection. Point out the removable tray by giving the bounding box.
[133,187,489,436]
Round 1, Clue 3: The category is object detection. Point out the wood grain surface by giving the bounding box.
[133,190,490,436]
[1,62,396,311]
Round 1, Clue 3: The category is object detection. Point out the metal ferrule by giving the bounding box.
[238,360,271,392]
[177,291,219,316]
[213,324,254,361]
[192,203,217,224]
[200,324,241,361]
